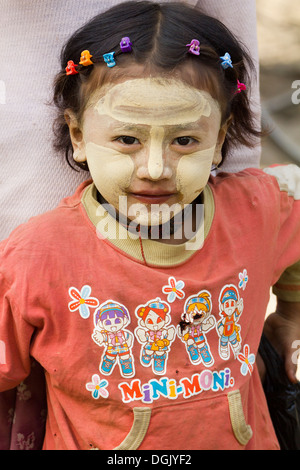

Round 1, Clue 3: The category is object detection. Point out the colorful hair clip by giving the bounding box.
[186,39,200,56]
[65,60,79,75]
[103,52,116,68]
[220,52,233,69]
[120,37,132,53]
[236,79,246,94]
[79,50,93,66]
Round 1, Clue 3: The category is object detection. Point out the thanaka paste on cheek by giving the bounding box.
[85,141,134,204]
[176,145,216,202]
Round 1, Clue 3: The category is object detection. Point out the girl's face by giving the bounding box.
[67,76,227,226]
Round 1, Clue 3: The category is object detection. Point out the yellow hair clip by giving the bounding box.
[79,50,93,66]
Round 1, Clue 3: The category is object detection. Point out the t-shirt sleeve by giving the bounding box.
[0,262,33,392]
[272,260,300,302]
[263,165,300,301]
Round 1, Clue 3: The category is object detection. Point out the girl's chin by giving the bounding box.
[127,214,175,228]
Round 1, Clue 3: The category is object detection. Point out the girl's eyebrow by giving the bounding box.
[166,122,204,132]
[110,122,148,133]
[111,121,205,133]
[163,122,208,137]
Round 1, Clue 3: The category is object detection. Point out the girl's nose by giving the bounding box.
[136,127,172,180]
[148,131,164,180]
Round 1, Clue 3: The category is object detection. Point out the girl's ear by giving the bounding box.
[213,114,233,166]
[64,109,87,163]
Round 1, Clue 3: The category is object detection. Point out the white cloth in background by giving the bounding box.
[0,0,260,240]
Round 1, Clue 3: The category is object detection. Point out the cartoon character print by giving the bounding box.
[177,290,215,367]
[92,300,135,378]
[217,284,243,360]
[135,298,175,375]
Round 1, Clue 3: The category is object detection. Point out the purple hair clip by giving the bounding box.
[120,36,132,53]
[186,39,200,56]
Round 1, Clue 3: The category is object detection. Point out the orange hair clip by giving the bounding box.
[79,50,93,66]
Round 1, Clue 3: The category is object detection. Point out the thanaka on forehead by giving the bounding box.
[80,60,224,107]
[91,78,222,127]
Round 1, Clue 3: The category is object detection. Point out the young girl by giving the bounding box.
[0,1,300,450]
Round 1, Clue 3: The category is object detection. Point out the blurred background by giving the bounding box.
[257,0,300,376]
[257,0,300,168]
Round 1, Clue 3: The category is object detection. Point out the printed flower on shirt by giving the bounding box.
[16,432,35,450]
[238,269,248,291]
[68,285,99,319]
[162,277,185,303]
[238,344,255,376]
[17,382,31,401]
[86,374,109,399]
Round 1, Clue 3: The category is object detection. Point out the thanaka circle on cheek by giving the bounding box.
[85,141,134,196]
[176,145,216,202]
[92,78,220,125]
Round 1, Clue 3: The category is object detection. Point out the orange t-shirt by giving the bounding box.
[1,167,300,450]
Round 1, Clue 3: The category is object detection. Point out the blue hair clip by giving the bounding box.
[103,52,116,68]
[220,52,233,69]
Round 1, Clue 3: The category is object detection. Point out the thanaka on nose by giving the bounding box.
[147,127,165,180]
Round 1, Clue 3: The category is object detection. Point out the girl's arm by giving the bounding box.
[264,299,300,383]
[263,166,300,383]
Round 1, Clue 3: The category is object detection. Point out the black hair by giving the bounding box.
[52,1,261,171]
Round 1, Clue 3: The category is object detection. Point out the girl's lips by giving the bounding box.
[130,193,175,204]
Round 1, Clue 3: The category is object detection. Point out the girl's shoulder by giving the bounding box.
[211,164,300,196]
[0,180,91,267]
[209,164,300,205]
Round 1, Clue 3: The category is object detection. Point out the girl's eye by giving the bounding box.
[173,136,196,146]
[117,136,139,145]
[147,319,153,324]
[157,317,162,323]
[105,320,111,326]
[115,318,121,324]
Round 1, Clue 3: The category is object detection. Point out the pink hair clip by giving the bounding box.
[236,80,246,94]
[186,39,200,56]
[65,60,79,75]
